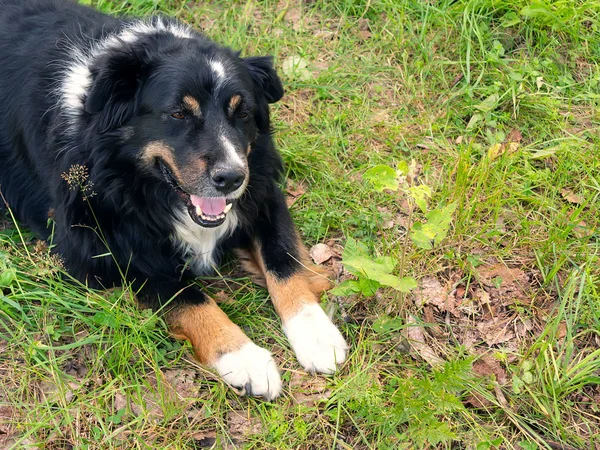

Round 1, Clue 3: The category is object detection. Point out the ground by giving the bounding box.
[1,0,599,449]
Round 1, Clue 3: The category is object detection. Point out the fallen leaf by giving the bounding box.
[464,392,492,408]
[282,55,312,81]
[507,141,520,154]
[309,243,333,265]
[477,317,515,346]
[358,29,372,40]
[488,143,505,160]
[472,354,508,385]
[163,369,198,400]
[476,263,529,303]
[572,220,593,238]
[556,321,568,340]
[506,129,522,143]
[289,372,331,406]
[228,410,263,437]
[285,180,306,207]
[283,5,302,24]
[413,276,455,314]
[406,315,444,366]
[561,188,584,204]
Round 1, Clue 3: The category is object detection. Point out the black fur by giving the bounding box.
[0,0,302,311]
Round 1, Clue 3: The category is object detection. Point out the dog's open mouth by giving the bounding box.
[158,159,232,228]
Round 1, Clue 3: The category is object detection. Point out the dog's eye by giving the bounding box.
[237,112,248,119]
[170,112,186,120]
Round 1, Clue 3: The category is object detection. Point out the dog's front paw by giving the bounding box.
[213,342,282,400]
[283,303,348,374]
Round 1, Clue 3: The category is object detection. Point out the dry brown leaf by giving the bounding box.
[358,29,372,40]
[476,317,515,346]
[561,188,584,204]
[556,321,568,340]
[506,129,522,143]
[283,5,302,24]
[406,315,444,366]
[285,180,306,207]
[472,354,508,385]
[476,264,529,302]
[413,277,456,314]
[289,372,332,406]
[228,410,263,437]
[573,220,593,238]
[191,430,217,443]
[464,392,492,408]
[309,243,333,265]
[488,143,506,160]
[163,369,198,400]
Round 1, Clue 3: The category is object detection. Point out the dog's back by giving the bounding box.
[0,0,119,234]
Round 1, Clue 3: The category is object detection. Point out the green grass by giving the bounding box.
[1,0,599,448]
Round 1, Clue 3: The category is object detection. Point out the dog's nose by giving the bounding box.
[210,168,245,193]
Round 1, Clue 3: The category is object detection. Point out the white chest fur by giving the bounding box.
[171,209,239,274]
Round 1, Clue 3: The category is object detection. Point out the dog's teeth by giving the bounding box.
[223,203,232,213]
[196,205,202,216]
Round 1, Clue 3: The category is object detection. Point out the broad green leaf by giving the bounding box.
[408,185,432,213]
[466,112,483,130]
[410,224,436,249]
[363,165,399,192]
[500,11,521,27]
[474,93,499,113]
[397,160,409,175]
[517,441,539,450]
[428,203,456,246]
[410,203,456,249]
[91,312,118,329]
[330,279,361,296]
[0,268,16,287]
[358,277,380,296]
[341,237,416,292]
[528,145,559,160]
[372,315,404,333]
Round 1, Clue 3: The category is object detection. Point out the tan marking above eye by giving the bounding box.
[182,95,202,117]
[228,94,242,116]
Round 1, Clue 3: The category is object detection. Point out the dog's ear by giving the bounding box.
[85,48,144,133]
[243,56,284,104]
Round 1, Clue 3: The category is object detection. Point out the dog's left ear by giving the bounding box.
[85,48,144,133]
[243,56,284,104]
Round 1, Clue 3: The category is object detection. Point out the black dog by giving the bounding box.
[0,0,347,400]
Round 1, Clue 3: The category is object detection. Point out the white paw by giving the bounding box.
[213,342,282,401]
[283,303,348,374]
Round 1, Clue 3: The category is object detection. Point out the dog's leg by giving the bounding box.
[145,284,282,400]
[238,191,348,374]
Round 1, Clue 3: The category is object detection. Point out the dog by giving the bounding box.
[0,0,347,400]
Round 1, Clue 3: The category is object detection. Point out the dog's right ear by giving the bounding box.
[243,56,284,104]
[85,48,144,133]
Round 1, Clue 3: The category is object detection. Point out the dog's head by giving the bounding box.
[82,24,283,228]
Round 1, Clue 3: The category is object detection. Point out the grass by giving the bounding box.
[1,0,599,448]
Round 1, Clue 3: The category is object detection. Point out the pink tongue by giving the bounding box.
[190,195,226,216]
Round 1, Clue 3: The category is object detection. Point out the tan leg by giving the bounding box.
[168,299,282,400]
[237,241,348,374]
